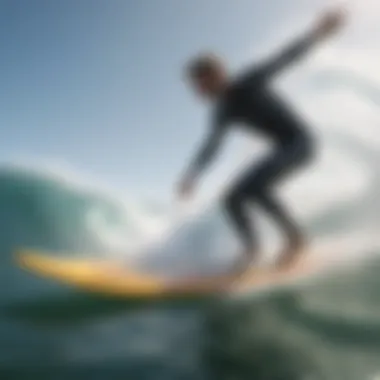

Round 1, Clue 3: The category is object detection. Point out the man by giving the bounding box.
[176,9,346,273]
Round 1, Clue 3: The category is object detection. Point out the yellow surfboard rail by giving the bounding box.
[15,248,331,299]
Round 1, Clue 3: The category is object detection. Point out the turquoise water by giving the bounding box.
[1,130,380,380]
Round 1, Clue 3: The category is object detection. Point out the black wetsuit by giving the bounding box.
[187,32,318,255]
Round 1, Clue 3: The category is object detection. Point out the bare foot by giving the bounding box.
[275,237,307,269]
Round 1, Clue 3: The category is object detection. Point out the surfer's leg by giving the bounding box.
[243,135,314,266]
[223,184,259,274]
[256,190,306,266]
[224,190,256,251]
[256,190,304,247]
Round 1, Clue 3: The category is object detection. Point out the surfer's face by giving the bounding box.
[186,54,227,100]
[191,73,222,99]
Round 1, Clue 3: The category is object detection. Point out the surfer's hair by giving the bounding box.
[186,52,225,79]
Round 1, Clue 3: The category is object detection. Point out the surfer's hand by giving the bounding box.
[314,8,346,40]
[177,175,196,200]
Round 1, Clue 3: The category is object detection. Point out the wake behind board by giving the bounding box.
[15,244,349,299]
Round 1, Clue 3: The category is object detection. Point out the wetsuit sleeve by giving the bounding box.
[251,30,320,83]
[185,117,228,180]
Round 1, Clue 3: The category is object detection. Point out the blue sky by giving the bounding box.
[0,0,336,199]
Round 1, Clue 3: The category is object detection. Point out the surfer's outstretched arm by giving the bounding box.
[185,122,227,181]
[251,8,346,83]
[177,121,228,198]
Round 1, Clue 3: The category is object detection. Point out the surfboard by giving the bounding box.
[15,246,348,299]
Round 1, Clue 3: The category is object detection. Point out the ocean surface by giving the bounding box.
[0,131,379,380]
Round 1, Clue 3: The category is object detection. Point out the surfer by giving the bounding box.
[176,8,346,274]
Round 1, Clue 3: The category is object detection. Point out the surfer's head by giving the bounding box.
[186,52,228,100]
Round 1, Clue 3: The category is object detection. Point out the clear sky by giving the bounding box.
[1,0,375,203]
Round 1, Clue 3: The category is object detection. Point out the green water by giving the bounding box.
[1,130,380,380]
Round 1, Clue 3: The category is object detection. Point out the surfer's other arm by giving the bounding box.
[177,122,227,198]
[251,8,346,82]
